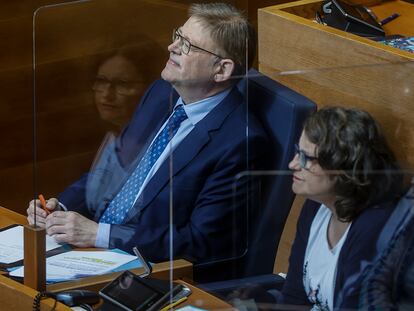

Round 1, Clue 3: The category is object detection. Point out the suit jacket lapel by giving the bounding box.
[124,87,243,221]
[95,81,178,220]
[117,83,178,168]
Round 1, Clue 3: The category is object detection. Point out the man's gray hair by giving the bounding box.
[189,2,256,77]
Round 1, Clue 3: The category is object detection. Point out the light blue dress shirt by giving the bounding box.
[95,88,231,248]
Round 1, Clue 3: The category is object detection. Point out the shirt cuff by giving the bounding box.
[95,223,111,248]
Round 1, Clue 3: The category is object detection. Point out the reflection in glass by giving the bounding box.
[92,40,164,133]
[29,1,262,285]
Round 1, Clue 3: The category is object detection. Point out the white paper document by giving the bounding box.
[10,250,136,281]
[0,225,62,264]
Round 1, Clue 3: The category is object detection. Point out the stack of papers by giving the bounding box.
[0,225,62,265]
[10,250,138,282]
[0,225,143,283]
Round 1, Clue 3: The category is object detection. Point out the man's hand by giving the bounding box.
[45,211,98,247]
[27,197,60,227]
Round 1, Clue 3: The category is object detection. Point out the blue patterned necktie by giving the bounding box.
[100,105,188,224]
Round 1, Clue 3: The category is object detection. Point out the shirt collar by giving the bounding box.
[175,88,232,126]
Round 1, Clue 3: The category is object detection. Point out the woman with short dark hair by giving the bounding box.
[280,107,401,310]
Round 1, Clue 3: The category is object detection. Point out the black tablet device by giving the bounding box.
[99,270,185,311]
[99,271,163,311]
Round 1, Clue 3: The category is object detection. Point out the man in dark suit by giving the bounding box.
[27,3,268,274]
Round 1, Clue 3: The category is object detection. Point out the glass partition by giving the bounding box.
[0,0,411,310]
[30,0,254,308]
[30,0,195,299]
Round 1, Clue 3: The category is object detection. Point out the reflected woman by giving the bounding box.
[358,176,414,309]
[93,39,164,134]
[280,107,401,310]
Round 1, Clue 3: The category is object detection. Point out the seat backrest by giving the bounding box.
[239,69,317,277]
[194,69,316,282]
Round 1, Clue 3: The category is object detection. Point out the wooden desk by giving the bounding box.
[0,207,193,290]
[258,0,414,167]
[0,274,72,310]
[177,280,234,310]
[0,275,232,311]
[0,207,232,310]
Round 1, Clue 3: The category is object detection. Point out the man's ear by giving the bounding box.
[214,59,235,82]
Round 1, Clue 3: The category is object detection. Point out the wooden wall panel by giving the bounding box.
[259,1,414,168]
[0,0,190,213]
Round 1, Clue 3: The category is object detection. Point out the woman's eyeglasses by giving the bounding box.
[294,144,318,169]
[92,76,141,95]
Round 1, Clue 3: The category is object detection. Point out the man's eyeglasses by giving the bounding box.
[92,76,141,95]
[294,144,318,169]
[172,28,224,59]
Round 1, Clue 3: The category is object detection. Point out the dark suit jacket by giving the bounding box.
[358,187,414,310]
[59,79,269,271]
[280,199,395,310]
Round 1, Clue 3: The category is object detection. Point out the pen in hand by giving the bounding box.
[38,194,51,216]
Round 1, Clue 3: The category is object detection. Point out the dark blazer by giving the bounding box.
[59,79,269,267]
[359,187,414,310]
[280,199,395,310]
